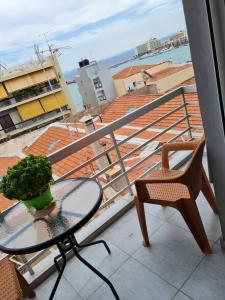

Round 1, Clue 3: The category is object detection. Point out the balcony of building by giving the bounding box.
[33,159,221,300]
[2,84,222,300]
[0,81,61,112]
[0,106,70,141]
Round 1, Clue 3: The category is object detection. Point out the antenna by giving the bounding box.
[34,32,71,116]
[0,63,7,70]
[38,32,71,58]
[35,33,80,142]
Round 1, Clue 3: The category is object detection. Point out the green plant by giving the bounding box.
[0,155,53,201]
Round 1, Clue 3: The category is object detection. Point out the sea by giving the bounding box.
[67,45,191,112]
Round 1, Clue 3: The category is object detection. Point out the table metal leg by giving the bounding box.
[50,235,119,300]
[49,243,67,300]
[76,239,111,254]
[72,245,119,300]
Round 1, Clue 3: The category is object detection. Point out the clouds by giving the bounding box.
[0,0,185,71]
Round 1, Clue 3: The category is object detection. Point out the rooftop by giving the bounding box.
[112,64,158,80]
[146,64,192,83]
[112,62,192,80]
[176,76,196,87]
[23,124,162,180]
[101,92,201,130]
[0,56,53,81]
[0,156,20,211]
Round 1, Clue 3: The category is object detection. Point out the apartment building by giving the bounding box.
[170,30,188,43]
[135,38,161,56]
[112,61,194,97]
[76,59,116,109]
[0,55,75,141]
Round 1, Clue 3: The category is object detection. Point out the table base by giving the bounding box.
[49,234,119,300]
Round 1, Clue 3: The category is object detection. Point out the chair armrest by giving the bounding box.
[162,141,198,168]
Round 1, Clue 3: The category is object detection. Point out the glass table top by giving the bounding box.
[0,178,102,254]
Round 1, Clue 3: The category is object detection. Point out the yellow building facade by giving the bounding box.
[0,56,75,140]
[0,84,8,100]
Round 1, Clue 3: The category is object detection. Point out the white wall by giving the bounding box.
[76,62,116,108]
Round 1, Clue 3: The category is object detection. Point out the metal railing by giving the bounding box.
[0,83,61,110]
[10,84,202,276]
[0,106,70,139]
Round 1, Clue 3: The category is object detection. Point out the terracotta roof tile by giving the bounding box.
[0,194,17,212]
[101,92,201,131]
[113,64,158,80]
[0,156,20,176]
[23,125,145,179]
[146,64,193,83]
[112,63,192,81]
[0,156,21,212]
[173,76,196,88]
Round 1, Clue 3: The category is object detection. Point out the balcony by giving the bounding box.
[0,106,70,141]
[33,162,221,300]
[2,85,223,299]
[0,82,61,112]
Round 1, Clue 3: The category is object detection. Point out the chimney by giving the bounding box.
[79,115,109,171]
[79,115,126,192]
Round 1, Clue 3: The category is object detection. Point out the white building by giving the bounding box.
[135,43,149,56]
[148,38,161,52]
[76,60,117,109]
[135,38,161,56]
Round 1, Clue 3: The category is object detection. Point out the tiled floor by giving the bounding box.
[33,189,224,300]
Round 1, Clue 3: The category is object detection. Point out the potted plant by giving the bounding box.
[0,155,53,211]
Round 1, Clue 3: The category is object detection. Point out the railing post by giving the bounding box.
[110,132,133,196]
[181,91,193,140]
[20,255,35,276]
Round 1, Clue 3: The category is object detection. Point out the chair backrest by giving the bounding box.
[182,137,205,199]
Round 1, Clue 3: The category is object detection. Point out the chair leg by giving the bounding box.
[177,199,211,254]
[15,268,36,298]
[134,196,150,247]
[201,168,218,214]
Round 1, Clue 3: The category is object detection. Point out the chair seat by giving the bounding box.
[147,168,183,179]
[0,257,23,300]
[145,169,190,203]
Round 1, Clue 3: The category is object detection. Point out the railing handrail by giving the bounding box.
[49,84,197,164]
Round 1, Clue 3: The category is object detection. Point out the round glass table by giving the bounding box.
[0,178,119,300]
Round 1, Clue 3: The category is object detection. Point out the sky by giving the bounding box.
[0,0,186,72]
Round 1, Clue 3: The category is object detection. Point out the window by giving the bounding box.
[97,90,106,101]
[93,77,102,89]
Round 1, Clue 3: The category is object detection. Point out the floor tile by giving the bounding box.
[133,223,204,289]
[182,241,225,300]
[63,240,128,299]
[89,257,177,300]
[101,207,164,255]
[34,272,80,300]
[167,193,221,242]
[173,291,193,300]
[144,203,175,221]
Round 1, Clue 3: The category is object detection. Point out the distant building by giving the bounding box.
[135,38,161,56]
[76,60,116,109]
[169,30,189,47]
[148,38,162,52]
[112,61,180,97]
[0,55,75,141]
[170,30,188,42]
[135,43,149,56]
